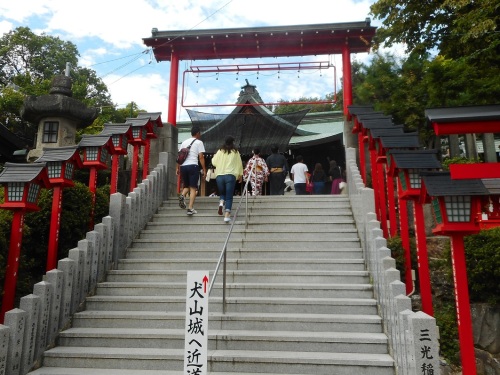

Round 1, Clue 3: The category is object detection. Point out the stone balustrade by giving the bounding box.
[0,153,169,375]
[346,147,441,375]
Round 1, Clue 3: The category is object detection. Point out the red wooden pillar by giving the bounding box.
[386,169,398,237]
[168,51,179,126]
[142,139,151,180]
[413,200,434,316]
[369,149,381,222]
[89,167,98,230]
[377,162,389,238]
[46,185,63,271]
[110,155,119,194]
[358,132,366,183]
[130,144,140,192]
[398,181,413,294]
[450,234,477,375]
[342,44,352,116]
[1,211,25,321]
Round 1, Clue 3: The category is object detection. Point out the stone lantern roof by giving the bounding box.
[0,162,47,183]
[421,171,489,196]
[21,75,98,129]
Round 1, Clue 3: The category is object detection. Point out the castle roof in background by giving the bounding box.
[181,80,342,154]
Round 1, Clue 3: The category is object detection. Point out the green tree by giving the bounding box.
[272,93,337,115]
[0,27,114,142]
[351,49,500,147]
[369,0,499,61]
[353,52,401,111]
[0,27,79,86]
[335,59,366,111]
[369,0,500,105]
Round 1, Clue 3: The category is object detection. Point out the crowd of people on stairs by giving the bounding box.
[177,126,346,223]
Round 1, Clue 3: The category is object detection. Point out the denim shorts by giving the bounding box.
[180,164,200,188]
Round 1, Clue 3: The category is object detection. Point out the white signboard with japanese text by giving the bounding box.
[183,271,209,375]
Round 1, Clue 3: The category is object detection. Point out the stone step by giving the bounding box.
[30,369,384,375]
[40,347,394,374]
[125,247,364,259]
[129,238,361,249]
[160,197,352,209]
[151,215,356,225]
[71,311,383,333]
[58,328,389,354]
[95,282,374,299]
[105,270,370,284]
[138,230,360,241]
[116,258,366,271]
[149,214,356,227]
[84,296,378,314]
[29,368,174,375]
[146,214,356,226]
[155,208,355,216]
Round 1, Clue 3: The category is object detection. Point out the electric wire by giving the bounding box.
[91,0,235,89]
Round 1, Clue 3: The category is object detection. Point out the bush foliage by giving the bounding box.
[464,227,500,305]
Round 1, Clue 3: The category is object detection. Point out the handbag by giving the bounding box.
[306,181,314,193]
[176,139,196,165]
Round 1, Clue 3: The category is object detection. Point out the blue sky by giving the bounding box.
[0,0,389,122]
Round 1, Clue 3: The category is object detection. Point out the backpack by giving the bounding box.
[176,138,197,165]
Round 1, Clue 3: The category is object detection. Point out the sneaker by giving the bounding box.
[187,208,197,215]
[224,212,231,222]
[218,200,224,216]
[179,195,186,209]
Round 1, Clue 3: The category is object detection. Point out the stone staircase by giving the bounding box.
[29,195,395,375]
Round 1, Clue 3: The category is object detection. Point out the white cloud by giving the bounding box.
[0,1,50,23]
[103,72,169,113]
[0,20,13,35]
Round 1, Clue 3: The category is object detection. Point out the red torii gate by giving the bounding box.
[142,21,377,124]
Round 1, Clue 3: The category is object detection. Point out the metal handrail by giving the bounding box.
[208,161,255,313]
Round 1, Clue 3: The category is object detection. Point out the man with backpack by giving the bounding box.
[177,126,206,215]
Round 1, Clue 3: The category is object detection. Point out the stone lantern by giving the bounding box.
[346,105,375,181]
[35,146,82,271]
[78,134,114,229]
[359,117,398,236]
[386,149,442,310]
[420,171,488,375]
[136,112,163,180]
[373,132,421,237]
[99,123,133,194]
[125,118,153,192]
[21,74,98,160]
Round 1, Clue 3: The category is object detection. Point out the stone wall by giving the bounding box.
[472,304,500,375]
